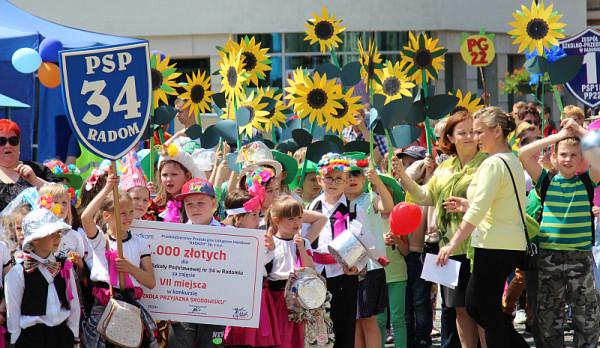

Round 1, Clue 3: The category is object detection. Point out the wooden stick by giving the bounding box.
[479,67,490,106]
[111,161,125,289]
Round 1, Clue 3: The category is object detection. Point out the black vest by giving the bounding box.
[21,257,70,316]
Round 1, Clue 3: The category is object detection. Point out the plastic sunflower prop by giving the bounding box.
[219,50,247,103]
[284,68,310,110]
[304,7,346,54]
[179,70,213,116]
[326,87,362,134]
[358,39,382,86]
[400,32,447,85]
[257,87,288,132]
[227,36,272,87]
[150,54,181,109]
[508,1,566,56]
[450,89,483,113]
[292,72,342,126]
[374,61,415,104]
[223,92,270,136]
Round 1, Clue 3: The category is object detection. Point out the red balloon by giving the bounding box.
[390,202,422,236]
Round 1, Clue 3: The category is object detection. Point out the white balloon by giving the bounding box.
[582,130,600,169]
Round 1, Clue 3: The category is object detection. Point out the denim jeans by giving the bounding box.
[440,289,461,348]
[405,252,433,348]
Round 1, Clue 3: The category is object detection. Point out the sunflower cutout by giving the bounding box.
[292,72,343,126]
[508,1,566,56]
[257,87,288,132]
[449,89,483,113]
[179,70,213,116]
[304,7,346,54]
[358,39,382,86]
[219,50,247,103]
[150,54,181,109]
[326,87,362,134]
[234,92,270,136]
[284,68,310,111]
[374,61,415,105]
[400,32,447,85]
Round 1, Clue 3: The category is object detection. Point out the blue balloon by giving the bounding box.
[39,38,63,62]
[11,48,42,74]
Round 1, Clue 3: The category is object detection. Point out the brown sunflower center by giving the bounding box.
[151,68,163,91]
[190,85,205,103]
[415,49,433,69]
[314,21,334,41]
[332,99,348,119]
[241,52,258,72]
[307,88,328,109]
[242,106,255,120]
[526,18,549,40]
[226,67,238,88]
[383,77,401,96]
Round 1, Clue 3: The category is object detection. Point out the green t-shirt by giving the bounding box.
[535,169,596,251]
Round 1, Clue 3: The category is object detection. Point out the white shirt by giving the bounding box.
[268,236,312,281]
[5,253,80,343]
[88,229,151,288]
[76,227,94,269]
[0,241,11,284]
[308,193,366,278]
[58,229,86,259]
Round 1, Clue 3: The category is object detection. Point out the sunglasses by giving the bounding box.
[349,170,363,177]
[0,136,19,147]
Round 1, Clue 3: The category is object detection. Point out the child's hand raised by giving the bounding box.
[293,234,305,250]
[115,257,137,274]
[265,227,275,251]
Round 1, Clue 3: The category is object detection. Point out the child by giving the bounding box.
[295,160,321,205]
[223,190,280,347]
[266,195,315,347]
[37,183,85,270]
[80,172,157,347]
[4,204,30,263]
[119,150,151,220]
[5,208,80,347]
[519,118,600,347]
[168,178,224,347]
[307,153,363,348]
[343,152,394,348]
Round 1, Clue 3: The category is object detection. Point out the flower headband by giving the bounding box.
[227,167,275,216]
[38,194,62,216]
[317,153,351,175]
[44,160,80,176]
[85,168,105,191]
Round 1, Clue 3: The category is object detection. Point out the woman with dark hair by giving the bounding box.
[437,107,529,348]
[394,110,487,348]
[0,119,52,211]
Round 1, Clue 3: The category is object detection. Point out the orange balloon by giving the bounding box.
[38,62,60,88]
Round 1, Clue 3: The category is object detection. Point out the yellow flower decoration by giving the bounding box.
[304,7,346,54]
[284,68,310,111]
[222,92,270,136]
[166,143,178,157]
[374,61,415,104]
[257,87,288,132]
[325,87,362,134]
[449,89,483,113]
[150,54,181,109]
[179,70,213,116]
[400,32,447,85]
[291,72,342,126]
[222,37,271,87]
[358,39,382,86]
[219,49,247,103]
[508,1,566,56]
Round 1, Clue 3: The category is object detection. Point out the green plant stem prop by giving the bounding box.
[233,98,242,172]
[196,111,203,130]
[421,70,437,156]
[298,122,316,188]
[271,128,277,142]
[158,128,165,145]
[538,58,546,138]
[552,85,564,120]
[384,129,394,171]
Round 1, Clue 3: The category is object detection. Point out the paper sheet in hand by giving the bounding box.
[420,253,460,289]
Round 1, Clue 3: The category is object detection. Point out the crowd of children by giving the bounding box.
[0,101,598,348]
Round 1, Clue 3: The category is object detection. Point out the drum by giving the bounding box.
[285,267,328,310]
[327,229,368,269]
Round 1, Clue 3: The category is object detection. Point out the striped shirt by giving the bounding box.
[536,169,596,251]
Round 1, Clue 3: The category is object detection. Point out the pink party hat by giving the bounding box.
[119,150,147,192]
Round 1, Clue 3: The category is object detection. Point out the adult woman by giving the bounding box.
[394,111,487,348]
[437,107,528,348]
[0,119,49,211]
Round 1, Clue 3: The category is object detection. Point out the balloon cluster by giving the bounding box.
[11,38,63,88]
